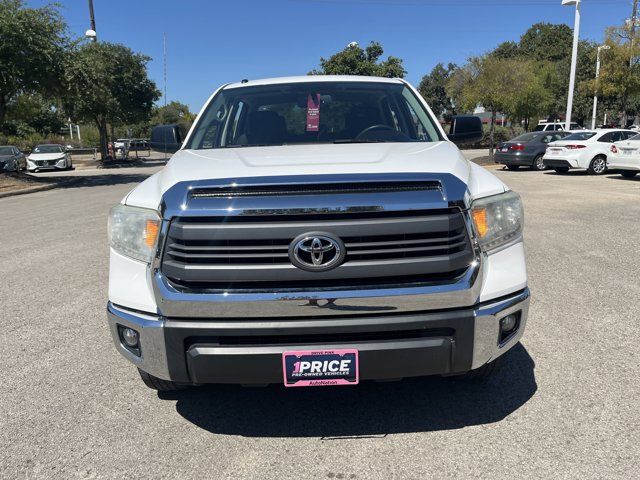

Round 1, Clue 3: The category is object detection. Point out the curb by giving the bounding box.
[0,178,81,199]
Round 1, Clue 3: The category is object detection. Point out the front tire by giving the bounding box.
[531,155,546,171]
[138,369,188,392]
[621,171,638,179]
[588,156,607,175]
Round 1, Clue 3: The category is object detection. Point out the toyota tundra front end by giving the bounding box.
[107,76,529,391]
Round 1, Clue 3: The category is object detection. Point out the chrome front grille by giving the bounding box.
[160,209,474,291]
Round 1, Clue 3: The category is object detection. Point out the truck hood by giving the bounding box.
[125,142,507,209]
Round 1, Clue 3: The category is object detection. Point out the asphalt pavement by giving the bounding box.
[1,163,639,479]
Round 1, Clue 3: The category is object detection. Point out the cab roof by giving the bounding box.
[224,75,405,90]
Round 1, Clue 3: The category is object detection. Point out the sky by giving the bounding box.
[28,0,636,112]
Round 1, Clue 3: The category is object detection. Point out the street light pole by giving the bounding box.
[591,45,610,130]
[562,0,581,131]
[86,0,98,42]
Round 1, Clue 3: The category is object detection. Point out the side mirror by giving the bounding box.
[150,124,183,154]
[447,115,483,145]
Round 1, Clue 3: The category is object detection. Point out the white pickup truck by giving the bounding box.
[107,76,529,391]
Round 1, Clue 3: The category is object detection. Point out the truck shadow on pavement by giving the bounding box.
[160,343,536,438]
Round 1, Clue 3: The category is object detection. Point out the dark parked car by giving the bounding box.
[495,131,570,171]
[0,146,26,172]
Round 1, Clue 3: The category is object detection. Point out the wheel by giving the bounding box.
[621,171,638,179]
[531,155,546,171]
[588,156,607,175]
[456,357,504,382]
[554,167,569,174]
[138,369,188,391]
[506,165,519,171]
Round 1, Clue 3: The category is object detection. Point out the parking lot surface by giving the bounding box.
[1,165,639,479]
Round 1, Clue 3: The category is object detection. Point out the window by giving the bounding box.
[186,82,443,149]
[32,145,63,154]
[620,131,637,140]
[563,132,596,141]
[512,133,539,143]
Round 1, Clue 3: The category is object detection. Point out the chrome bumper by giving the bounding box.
[107,288,530,382]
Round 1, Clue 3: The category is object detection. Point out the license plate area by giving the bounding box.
[282,349,359,387]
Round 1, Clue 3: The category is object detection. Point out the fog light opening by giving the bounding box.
[499,313,520,345]
[118,325,141,356]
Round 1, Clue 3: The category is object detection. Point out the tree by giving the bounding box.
[0,0,68,126]
[417,63,457,119]
[448,56,541,155]
[152,101,195,125]
[512,62,556,130]
[311,41,406,78]
[2,93,65,136]
[519,23,574,62]
[64,42,160,159]
[491,41,519,59]
[587,41,640,126]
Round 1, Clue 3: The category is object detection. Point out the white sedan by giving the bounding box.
[27,144,73,172]
[542,129,637,175]
[608,133,640,179]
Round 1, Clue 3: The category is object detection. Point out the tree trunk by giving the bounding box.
[95,118,109,160]
[489,110,497,158]
[0,94,7,128]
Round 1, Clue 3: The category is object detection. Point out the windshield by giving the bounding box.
[512,133,539,143]
[33,145,63,154]
[629,133,640,141]
[0,147,14,155]
[562,132,596,141]
[186,82,442,149]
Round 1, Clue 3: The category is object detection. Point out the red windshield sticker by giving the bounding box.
[306,93,321,132]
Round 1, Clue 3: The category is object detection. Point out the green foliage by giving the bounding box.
[64,42,160,158]
[519,23,573,62]
[0,0,69,125]
[311,42,406,78]
[2,93,66,136]
[491,41,519,59]
[448,56,548,153]
[152,101,195,125]
[589,27,640,123]
[417,63,457,119]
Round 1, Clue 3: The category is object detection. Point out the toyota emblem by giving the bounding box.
[289,233,346,272]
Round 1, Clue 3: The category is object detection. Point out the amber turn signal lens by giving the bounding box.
[143,219,160,248]
[472,208,488,238]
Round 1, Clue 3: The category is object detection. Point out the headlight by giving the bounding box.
[470,191,523,252]
[108,204,161,263]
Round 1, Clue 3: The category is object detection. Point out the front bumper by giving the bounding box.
[107,288,530,385]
